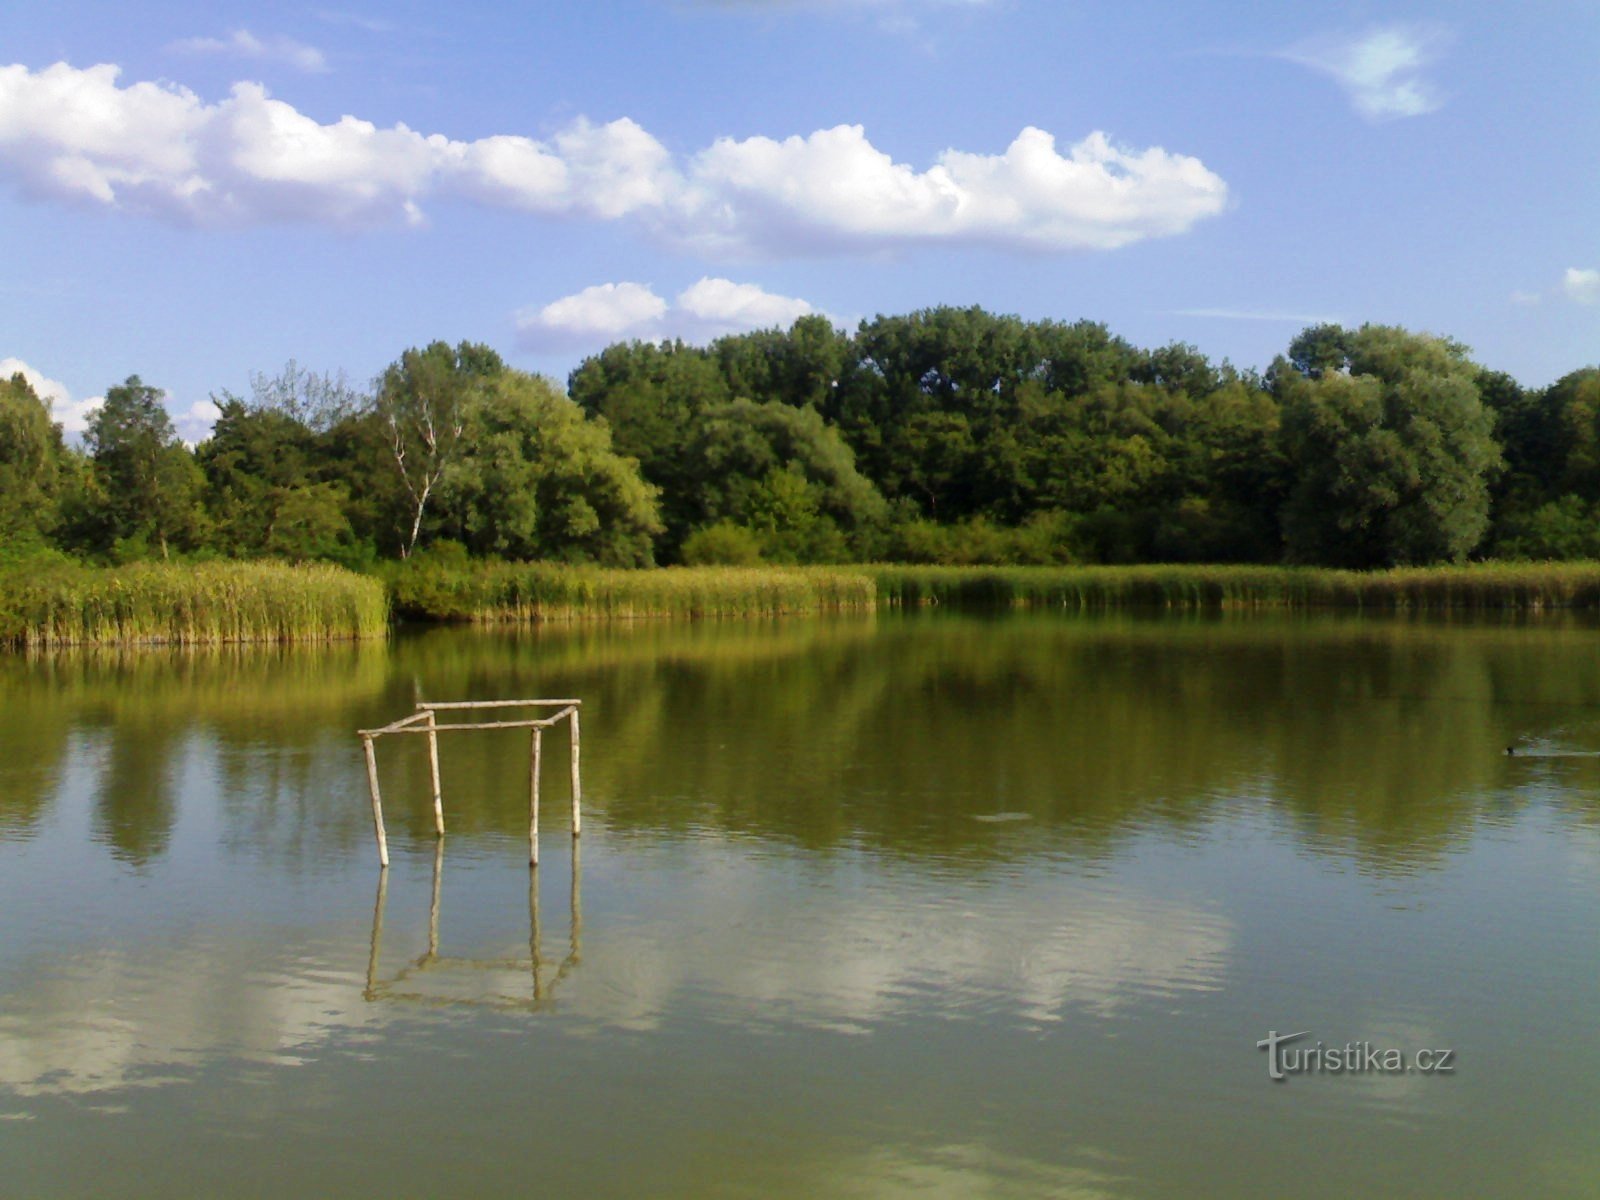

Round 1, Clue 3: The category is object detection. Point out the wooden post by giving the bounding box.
[529,726,542,866]
[569,837,582,966]
[427,837,443,963]
[529,863,544,1002]
[363,734,389,868]
[426,709,444,837]
[569,709,582,837]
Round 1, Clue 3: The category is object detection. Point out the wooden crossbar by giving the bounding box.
[417,699,582,710]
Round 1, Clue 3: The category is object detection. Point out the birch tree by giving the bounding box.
[373,341,504,558]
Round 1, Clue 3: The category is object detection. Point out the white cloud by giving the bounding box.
[676,277,815,330]
[1562,267,1600,305]
[0,62,1230,255]
[519,282,671,347]
[1509,290,1542,307]
[1283,25,1446,120]
[517,277,822,349]
[175,398,222,445]
[0,357,102,434]
[170,30,329,74]
[684,125,1227,254]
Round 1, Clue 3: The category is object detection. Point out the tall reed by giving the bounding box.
[387,561,877,623]
[0,561,389,647]
[869,562,1600,611]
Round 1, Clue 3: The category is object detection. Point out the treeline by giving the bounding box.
[3,310,1598,570]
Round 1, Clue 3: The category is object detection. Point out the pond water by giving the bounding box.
[1,612,1597,1198]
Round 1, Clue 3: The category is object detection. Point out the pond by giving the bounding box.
[1,612,1597,1197]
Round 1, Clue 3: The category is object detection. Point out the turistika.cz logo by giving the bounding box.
[1256,1030,1456,1081]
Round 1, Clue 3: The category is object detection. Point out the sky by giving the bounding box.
[1,1,1596,441]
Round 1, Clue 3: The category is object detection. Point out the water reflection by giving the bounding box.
[7,614,1600,873]
[365,843,582,1010]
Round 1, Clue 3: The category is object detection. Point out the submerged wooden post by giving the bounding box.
[426,709,444,837]
[362,734,389,868]
[529,863,544,1002]
[569,709,582,837]
[529,727,543,866]
[365,867,388,1000]
[427,837,443,962]
[569,837,582,966]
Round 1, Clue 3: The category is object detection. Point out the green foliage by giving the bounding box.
[20,315,1595,577]
[435,370,662,565]
[1491,495,1600,560]
[375,341,505,558]
[1277,325,1501,567]
[678,399,886,561]
[82,376,209,559]
[0,371,65,550]
[681,521,765,566]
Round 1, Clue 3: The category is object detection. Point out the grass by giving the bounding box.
[868,562,1600,611]
[387,561,877,623]
[12,559,1600,648]
[390,559,1600,625]
[0,561,389,647]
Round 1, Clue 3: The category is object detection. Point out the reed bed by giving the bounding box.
[0,561,389,647]
[387,561,877,623]
[869,562,1600,611]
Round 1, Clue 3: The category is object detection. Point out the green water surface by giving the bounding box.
[1,612,1597,1198]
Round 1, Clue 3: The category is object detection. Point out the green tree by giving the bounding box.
[1276,325,1501,567]
[436,371,661,565]
[678,398,887,561]
[375,341,505,558]
[84,376,207,559]
[0,372,65,555]
[569,340,731,549]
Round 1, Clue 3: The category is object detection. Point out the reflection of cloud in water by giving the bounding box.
[0,850,1230,1098]
[0,935,378,1098]
[564,864,1232,1033]
[800,1142,1120,1200]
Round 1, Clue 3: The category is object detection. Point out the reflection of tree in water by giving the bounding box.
[11,614,1600,873]
[0,669,72,840]
[91,719,181,865]
[374,614,1600,873]
[2,643,391,865]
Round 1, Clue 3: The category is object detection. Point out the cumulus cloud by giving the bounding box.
[517,278,822,349]
[1283,25,1446,120]
[0,62,1230,254]
[0,356,102,434]
[684,125,1227,254]
[175,398,223,444]
[170,30,329,74]
[1562,267,1600,305]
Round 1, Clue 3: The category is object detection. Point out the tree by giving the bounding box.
[677,398,887,561]
[569,340,731,549]
[1276,325,1501,567]
[249,360,366,432]
[375,341,505,558]
[84,376,207,559]
[435,371,662,565]
[0,372,65,553]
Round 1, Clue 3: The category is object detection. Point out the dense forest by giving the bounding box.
[3,309,1597,571]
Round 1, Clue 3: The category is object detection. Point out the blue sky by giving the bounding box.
[2,1,1596,439]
